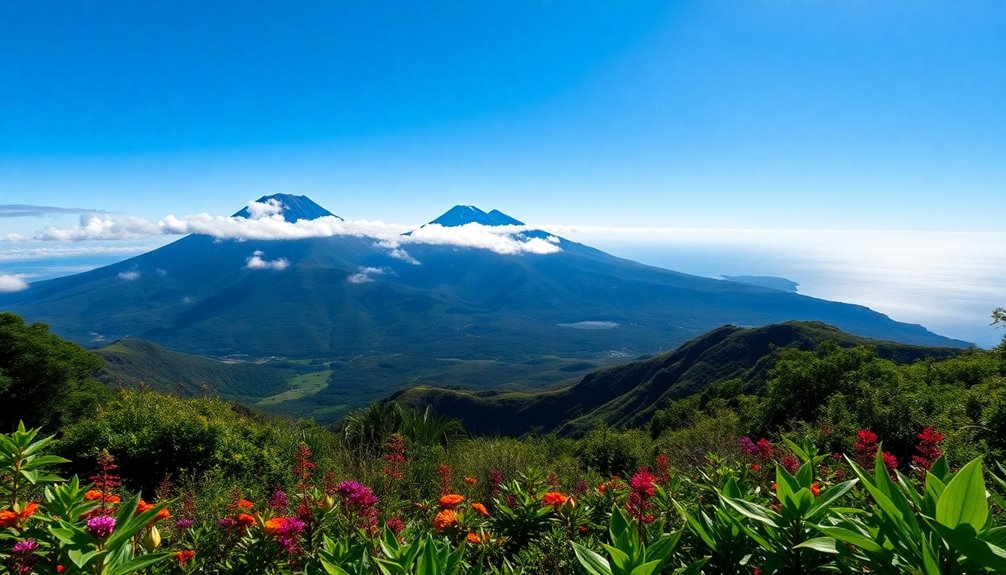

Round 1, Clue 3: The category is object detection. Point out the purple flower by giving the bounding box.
[267,489,289,511]
[86,515,116,538]
[335,481,379,509]
[11,538,39,554]
[740,436,757,456]
[275,517,306,553]
[174,518,195,529]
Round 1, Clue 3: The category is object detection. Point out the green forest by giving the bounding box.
[2,310,1006,574]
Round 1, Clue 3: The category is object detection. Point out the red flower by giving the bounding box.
[236,513,256,527]
[781,454,799,474]
[810,482,821,497]
[176,550,196,566]
[236,499,254,510]
[471,502,490,517]
[912,427,945,471]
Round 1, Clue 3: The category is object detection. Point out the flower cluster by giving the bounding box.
[263,516,307,553]
[626,467,656,523]
[912,426,945,471]
[335,480,380,530]
[382,433,407,481]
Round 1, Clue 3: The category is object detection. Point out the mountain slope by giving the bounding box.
[0,195,970,420]
[389,321,965,436]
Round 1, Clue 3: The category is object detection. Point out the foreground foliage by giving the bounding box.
[3,420,1006,574]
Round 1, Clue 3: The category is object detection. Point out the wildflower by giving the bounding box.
[579,525,589,535]
[293,443,316,491]
[11,539,39,554]
[383,434,408,481]
[810,482,821,497]
[433,509,457,532]
[274,517,306,553]
[236,513,256,528]
[471,502,489,517]
[854,429,880,468]
[86,515,116,538]
[882,451,899,473]
[136,500,155,514]
[438,464,452,495]
[84,490,103,501]
[236,499,254,510]
[655,453,670,485]
[755,438,774,459]
[750,463,762,472]
[626,468,656,523]
[912,427,945,471]
[488,468,503,498]
[263,517,287,536]
[466,532,481,544]
[385,516,405,534]
[542,492,569,508]
[268,490,289,511]
[175,518,195,530]
[574,480,589,494]
[438,494,465,510]
[57,565,66,573]
[464,476,478,486]
[176,550,196,566]
[90,451,121,513]
[335,481,380,530]
[781,454,800,474]
[740,436,757,455]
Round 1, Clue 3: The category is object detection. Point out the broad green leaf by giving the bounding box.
[720,495,780,529]
[936,457,988,530]
[807,479,858,521]
[573,542,613,575]
[108,552,170,575]
[794,537,839,554]
[629,559,662,575]
[815,525,883,553]
[602,544,631,575]
[926,518,1006,571]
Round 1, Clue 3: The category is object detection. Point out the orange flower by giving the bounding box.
[464,476,478,485]
[471,502,489,517]
[19,502,38,519]
[84,490,104,501]
[810,482,821,498]
[105,495,121,504]
[236,513,256,527]
[263,517,286,536]
[176,550,196,565]
[438,494,465,510]
[136,500,155,514]
[156,507,171,521]
[466,532,481,544]
[0,502,39,528]
[236,499,254,510]
[433,509,457,532]
[542,492,568,507]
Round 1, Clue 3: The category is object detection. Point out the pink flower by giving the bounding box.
[86,515,116,538]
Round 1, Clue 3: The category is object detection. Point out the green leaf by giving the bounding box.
[814,525,883,553]
[807,479,857,521]
[936,457,988,530]
[107,552,170,575]
[573,542,613,575]
[674,502,717,551]
[720,494,780,529]
[602,544,631,574]
[629,559,662,575]
[794,537,839,554]
[926,518,1006,571]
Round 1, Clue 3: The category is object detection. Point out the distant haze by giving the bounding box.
[561,228,1006,348]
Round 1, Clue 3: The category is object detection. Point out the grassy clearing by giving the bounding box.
[257,370,332,406]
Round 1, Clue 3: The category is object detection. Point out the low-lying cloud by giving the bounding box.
[0,274,29,292]
[11,200,564,257]
[0,205,106,218]
[117,270,141,281]
[246,251,290,270]
[347,267,386,284]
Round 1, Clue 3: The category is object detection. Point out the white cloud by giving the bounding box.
[246,250,290,270]
[0,243,163,261]
[0,274,29,292]
[8,199,565,257]
[36,214,162,241]
[348,266,386,284]
[385,247,421,265]
[117,270,141,281]
[245,198,286,220]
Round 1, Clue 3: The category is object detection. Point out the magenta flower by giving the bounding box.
[86,515,116,538]
[11,538,38,554]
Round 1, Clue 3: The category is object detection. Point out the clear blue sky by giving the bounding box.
[1,0,1004,231]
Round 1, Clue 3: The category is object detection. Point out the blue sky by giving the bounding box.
[1,1,1004,345]
[2,0,1003,230]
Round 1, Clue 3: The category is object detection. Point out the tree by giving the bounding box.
[0,313,107,432]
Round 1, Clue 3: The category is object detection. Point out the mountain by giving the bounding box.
[0,194,969,421]
[389,321,966,436]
